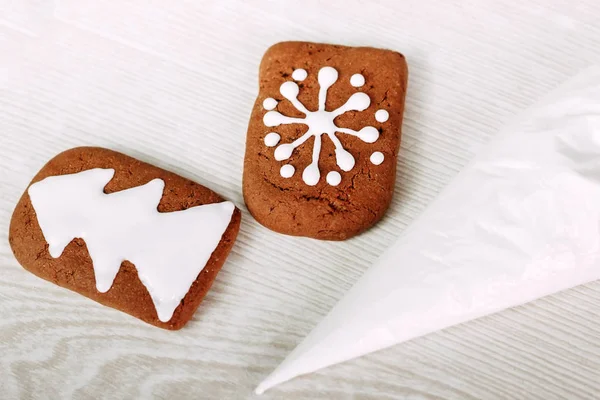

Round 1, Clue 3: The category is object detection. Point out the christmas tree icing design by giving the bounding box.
[262,66,386,186]
[28,168,234,322]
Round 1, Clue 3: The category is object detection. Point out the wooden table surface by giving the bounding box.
[2,1,600,399]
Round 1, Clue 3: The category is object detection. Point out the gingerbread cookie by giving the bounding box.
[9,147,241,330]
[243,41,408,240]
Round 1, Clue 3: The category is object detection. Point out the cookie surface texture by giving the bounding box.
[243,41,408,240]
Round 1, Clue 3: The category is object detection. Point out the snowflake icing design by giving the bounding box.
[262,66,387,186]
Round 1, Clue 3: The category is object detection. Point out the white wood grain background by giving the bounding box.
[2,1,600,399]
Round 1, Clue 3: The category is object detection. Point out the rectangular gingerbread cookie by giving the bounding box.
[243,41,408,240]
[9,147,241,330]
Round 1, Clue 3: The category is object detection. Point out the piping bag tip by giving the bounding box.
[255,356,327,395]
[254,275,408,394]
[254,385,266,395]
[255,361,297,394]
[254,337,332,394]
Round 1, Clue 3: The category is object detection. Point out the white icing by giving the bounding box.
[28,168,235,323]
[292,68,307,81]
[263,97,278,110]
[280,164,295,178]
[263,66,378,185]
[350,73,365,87]
[370,151,384,165]
[264,132,281,147]
[326,171,341,186]
[375,109,389,122]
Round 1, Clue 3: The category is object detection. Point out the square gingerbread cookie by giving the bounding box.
[9,147,241,330]
[243,41,408,240]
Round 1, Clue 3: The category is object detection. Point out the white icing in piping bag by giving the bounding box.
[255,66,600,394]
[28,169,235,322]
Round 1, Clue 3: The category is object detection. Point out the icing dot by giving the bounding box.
[280,164,295,178]
[280,81,299,98]
[370,152,384,165]
[263,98,278,110]
[318,67,338,88]
[292,68,308,81]
[326,171,341,186]
[358,126,380,143]
[350,74,365,87]
[264,132,280,147]
[302,164,320,186]
[375,109,389,123]
[274,143,294,161]
[335,148,355,171]
[343,92,370,112]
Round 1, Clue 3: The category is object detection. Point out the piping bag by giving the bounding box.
[256,66,600,394]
